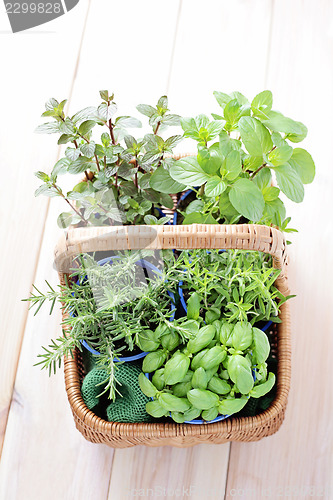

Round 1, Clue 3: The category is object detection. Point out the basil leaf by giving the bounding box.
[136,329,160,352]
[229,178,265,221]
[142,350,167,373]
[201,406,219,422]
[218,396,248,415]
[164,353,190,385]
[183,406,201,421]
[152,369,165,391]
[173,381,192,398]
[138,373,158,397]
[228,354,254,394]
[208,376,231,395]
[252,327,270,364]
[192,367,209,390]
[250,372,276,398]
[187,389,219,410]
[231,322,253,351]
[274,163,304,202]
[199,346,226,370]
[146,400,168,418]
[238,116,273,156]
[159,393,191,412]
[288,148,315,184]
[187,292,201,320]
[187,325,216,354]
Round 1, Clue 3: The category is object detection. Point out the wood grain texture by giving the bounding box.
[108,444,229,500]
[225,1,333,498]
[0,197,115,500]
[0,0,91,456]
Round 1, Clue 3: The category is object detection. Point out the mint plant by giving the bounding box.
[151,90,315,230]
[34,91,183,227]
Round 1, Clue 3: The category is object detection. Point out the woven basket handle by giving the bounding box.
[54,223,288,293]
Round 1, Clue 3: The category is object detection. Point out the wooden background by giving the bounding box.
[0,1,332,498]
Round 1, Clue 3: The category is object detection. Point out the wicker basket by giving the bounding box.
[54,223,291,448]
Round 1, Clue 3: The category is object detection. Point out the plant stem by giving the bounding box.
[53,184,87,224]
[251,164,267,178]
[154,121,160,135]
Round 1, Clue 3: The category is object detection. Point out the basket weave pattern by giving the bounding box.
[55,224,291,448]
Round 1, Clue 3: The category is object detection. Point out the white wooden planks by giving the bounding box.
[226,0,333,497]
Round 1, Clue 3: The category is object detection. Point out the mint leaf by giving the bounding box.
[238,116,273,156]
[170,157,211,186]
[251,90,273,119]
[229,178,265,221]
[205,177,227,197]
[274,163,304,202]
[150,167,186,194]
[288,148,315,184]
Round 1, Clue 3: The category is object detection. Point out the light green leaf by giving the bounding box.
[35,122,60,134]
[80,141,96,158]
[227,355,254,394]
[170,157,211,186]
[150,167,186,194]
[252,167,271,189]
[183,212,204,224]
[238,116,273,156]
[65,147,80,161]
[136,104,156,117]
[250,373,276,398]
[57,212,73,229]
[219,131,242,157]
[72,106,98,125]
[218,396,248,415]
[274,163,304,202]
[213,91,232,109]
[288,148,315,184]
[206,120,225,140]
[205,177,226,197]
[224,99,250,130]
[252,327,270,364]
[197,145,223,174]
[180,117,200,141]
[78,120,96,136]
[268,143,293,166]
[229,178,265,221]
[263,111,307,139]
[138,373,158,397]
[224,150,242,180]
[187,389,219,410]
[251,90,273,119]
[263,198,286,226]
[115,116,142,128]
[262,186,280,202]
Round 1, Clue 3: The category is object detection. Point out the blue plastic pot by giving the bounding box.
[73,256,176,361]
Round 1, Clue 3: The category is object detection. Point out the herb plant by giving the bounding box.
[34,91,183,228]
[151,90,315,230]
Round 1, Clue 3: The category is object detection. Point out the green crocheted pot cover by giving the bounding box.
[81,357,152,423]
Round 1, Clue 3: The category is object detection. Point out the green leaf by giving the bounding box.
[219,190,240,218]
[58,134,74,145]
[201,406,219,422]
[34,184,50,197]
[187,389,219,410]
[146,400,168,418]
[52,158,70,177]
[169,157,211,186]
[72,106,98,126]
[150,167,186,194]
[99,90,109,101]
[251,90,273,119]
[262,186,280,202]
[252,327,270,364]
[213,91,232,109]
[205,177,226,197]
[35,171,50,182]
[197,145,223,174]
[231,322,253,350]
[218,396,248,415]
[206,120,225,140]
[198,346,226,370]
[229,178,265,221]
[164,135,183,149]
[192,367,209,390]
[159,393,190,412]
[136,104,156,117]
[274,163,304,202]
[138,373,158,397]
[142,350,167,373]
[35,122,60,134]
[263,111,307,139]
[115,116,142,128]
[136,329,160,351]
[227,355,254,394]
[67,157,93,175]
[80,142,96,158]
[180,117,200,141]
[187,292,201,320]
[186,325,216,354]
[263,197,286,226]
[250,373,276,398]
[78,120,96,136]
[252,167,271,190]
[288,148,315,184]
[224,99,250,130]
[268,143,293,166]
[57,212,73,229]
[208,376,231,395]
[185,199,204,214]
[238,117,273,156]
[65,147,80,161]
[183,212,204,224]
[164,353,190,386]
[157,95,168,110]
[223,150,242,181]
[219,131,242,157]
